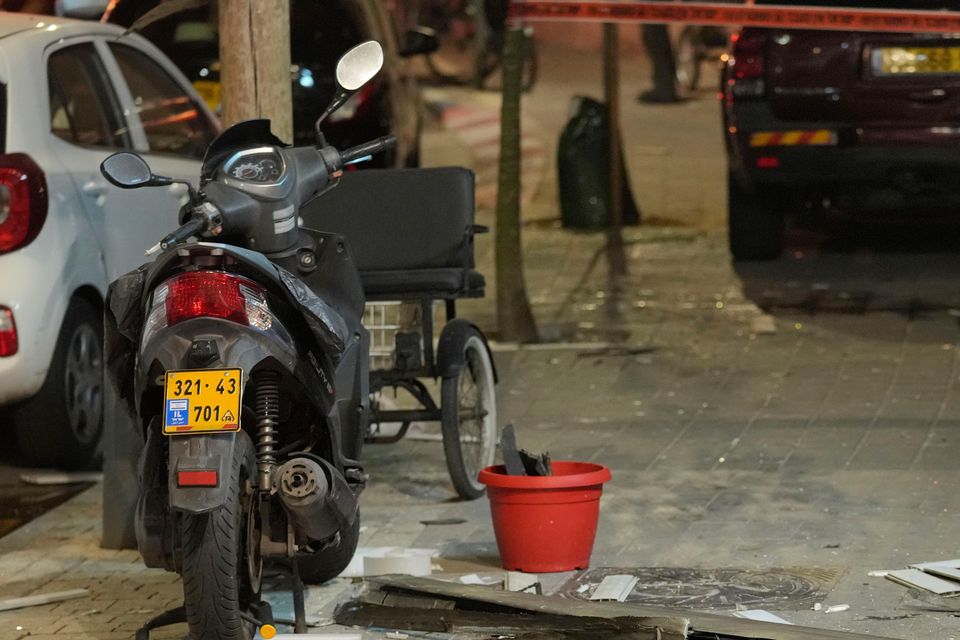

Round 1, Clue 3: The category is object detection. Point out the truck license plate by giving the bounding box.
[875,46,960,75]
[163,369,242,435]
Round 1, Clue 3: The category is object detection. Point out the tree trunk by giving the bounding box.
[495,28,538,343]
[218,0,293,142]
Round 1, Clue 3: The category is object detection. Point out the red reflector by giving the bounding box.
[178,470,218,487]
[756,156,780,169]
[0,307,16,357]
[0,154,48,255]
[165,271,261,326]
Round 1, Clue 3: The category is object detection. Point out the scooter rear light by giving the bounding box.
[141,271,276,347]
[167,271,272,328]
[166,271,253,326]
[0,307,17,357]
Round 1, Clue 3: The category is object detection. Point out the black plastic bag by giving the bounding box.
[558,96,640,230]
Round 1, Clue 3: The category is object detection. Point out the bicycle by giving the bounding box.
[421,0,538,92]
[675,25,731,93]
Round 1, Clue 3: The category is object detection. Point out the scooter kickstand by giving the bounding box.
[133,606,186,640]
[291,553,307,634]
[135,600,274,639]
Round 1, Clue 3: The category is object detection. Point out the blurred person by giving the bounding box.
[639,23,681,103]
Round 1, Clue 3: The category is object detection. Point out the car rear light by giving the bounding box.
[728,31,767,99]
[142,271,273,345]
[0,154,47,255]
[756,156,780,169]
[177,470,218,487]
[327,82,375,123]
[0,307,16,357]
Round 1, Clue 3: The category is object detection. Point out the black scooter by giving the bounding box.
[103,42,391,640]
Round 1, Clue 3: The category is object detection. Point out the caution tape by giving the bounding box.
[508,1,960,34]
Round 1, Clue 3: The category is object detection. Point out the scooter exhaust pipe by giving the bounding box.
[273,456,357,543]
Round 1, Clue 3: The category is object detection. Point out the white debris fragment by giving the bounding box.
[868,570,890,577]
[577,584,591,594]
[506,571,540,593]
[340,547,438,578]
[825,604,850,614]
[812,603,823,611]
[590,575,639,602]
[751,315,777,335]
[733,610,792,624]
[0,589,88,612]
[20,472,102,485]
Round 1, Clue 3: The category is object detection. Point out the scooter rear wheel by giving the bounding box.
[180,431,258,640]
[441,330,498,500]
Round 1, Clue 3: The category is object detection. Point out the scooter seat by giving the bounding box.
[361,268,485,300]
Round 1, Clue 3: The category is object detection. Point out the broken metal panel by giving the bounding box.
[886,569,960,596]
[559,567,844,611]
[371,576,899,640]
[336,600,668,638]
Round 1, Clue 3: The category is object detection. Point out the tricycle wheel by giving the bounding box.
[441,329,497,500]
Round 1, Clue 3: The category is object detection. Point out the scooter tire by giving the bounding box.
[180,431,257,640]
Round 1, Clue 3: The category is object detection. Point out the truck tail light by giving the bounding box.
[0,154,47,255]
[142,271,273,344]
[727,31,767,99]
[0,307,16,357]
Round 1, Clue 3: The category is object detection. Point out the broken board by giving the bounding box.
[370,576,899,640]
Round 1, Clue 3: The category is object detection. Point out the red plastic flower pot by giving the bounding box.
[478,461,612,573]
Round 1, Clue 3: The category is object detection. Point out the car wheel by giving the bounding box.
[14,297,103,469]
[728,175,785,261]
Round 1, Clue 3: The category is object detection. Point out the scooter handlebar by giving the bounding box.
[340,135,397,165]
[154,217,206,254]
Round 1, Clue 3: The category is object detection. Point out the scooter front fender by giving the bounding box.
[168,432,241,514]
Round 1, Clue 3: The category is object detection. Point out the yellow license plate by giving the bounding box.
[192,80,221,111]
[877,46,960,75]
[163,369,242,435]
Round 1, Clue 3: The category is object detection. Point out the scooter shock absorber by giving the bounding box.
[254,370,281,492]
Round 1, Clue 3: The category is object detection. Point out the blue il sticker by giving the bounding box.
[166,398,189,427]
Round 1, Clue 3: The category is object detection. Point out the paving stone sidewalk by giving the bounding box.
[5,44,960,640]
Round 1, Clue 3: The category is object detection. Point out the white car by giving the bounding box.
[0,13,218,468]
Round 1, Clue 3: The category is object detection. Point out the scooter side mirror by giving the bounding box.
[100,152,167,189]
[399,27,439,57]
[314,41,384,138]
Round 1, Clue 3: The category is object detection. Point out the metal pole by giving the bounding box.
[603,22,623,233]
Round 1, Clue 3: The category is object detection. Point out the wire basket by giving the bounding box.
[365,301,404,371]
[364,301,442,371]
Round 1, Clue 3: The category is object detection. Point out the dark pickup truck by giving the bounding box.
[723,0,960,260]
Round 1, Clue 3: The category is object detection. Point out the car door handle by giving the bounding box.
[908,89,949,103]
[82,181,108,198]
